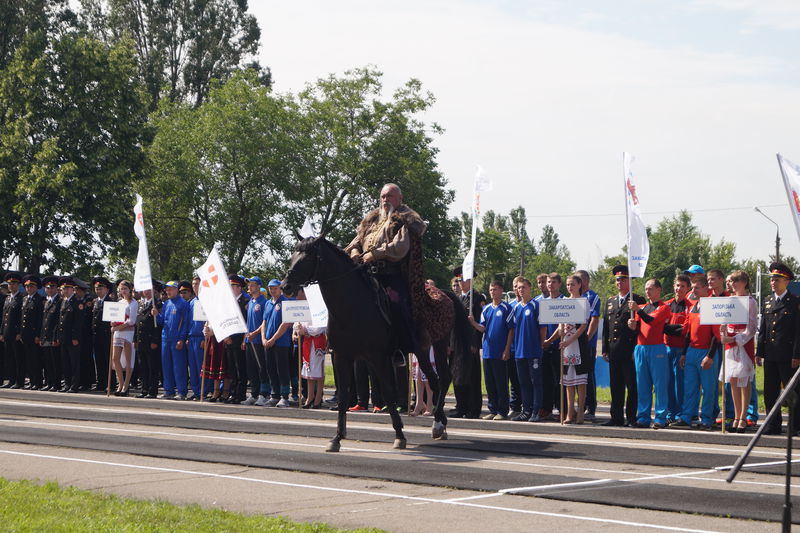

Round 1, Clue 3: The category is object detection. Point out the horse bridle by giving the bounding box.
[287,239,361,287]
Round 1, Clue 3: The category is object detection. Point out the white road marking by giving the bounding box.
[500,479,613,494]
[0,449,726,533]
[0,398,790,458]
[1,418,654,477]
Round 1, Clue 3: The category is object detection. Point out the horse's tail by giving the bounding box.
[445,291,473,387]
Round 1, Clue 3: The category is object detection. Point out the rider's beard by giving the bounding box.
[380,203,395,221]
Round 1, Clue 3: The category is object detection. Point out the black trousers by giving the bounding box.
[245,342,267,398]
[225,340,247,401]
[60,341,81,391]
[609,355,638,424]
[507,356,521,411]
[763,359,800,431]
[585,344,597,414]
[4,338,24,387]
[23,339,42,388]
[265,345,290,399]
[541,346,560,412]
[453,347,482,417]
[138,340,161,396]
[41,344,60,389]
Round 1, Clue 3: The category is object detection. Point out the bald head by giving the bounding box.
[380,183,403,212]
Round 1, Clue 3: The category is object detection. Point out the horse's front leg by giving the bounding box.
[327,353,349,452]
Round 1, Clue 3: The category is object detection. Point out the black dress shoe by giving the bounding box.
[10,384,21,389]
[764,426,782,435]
[136,392,147,398]
[66,388,79,393]
[602,420,625,427]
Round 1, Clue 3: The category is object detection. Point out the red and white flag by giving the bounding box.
[777,153,800,243]
[196,247,247,341]
[623,152,649,278]
[133,194,152,292]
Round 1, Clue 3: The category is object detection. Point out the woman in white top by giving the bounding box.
[112,280,139,396]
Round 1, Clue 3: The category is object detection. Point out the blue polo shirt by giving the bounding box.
[264,294,293,347]
[480,301,515,359]
[513,299,542,359]
[246,294,267,344]
[585,289,601,347]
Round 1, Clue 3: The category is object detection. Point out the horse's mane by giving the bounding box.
[295,236,351,262]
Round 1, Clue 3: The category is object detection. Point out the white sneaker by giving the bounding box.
[254,395,268,406]
[265,397,279,407]
[240,396,257,406]
[276,398,290,408]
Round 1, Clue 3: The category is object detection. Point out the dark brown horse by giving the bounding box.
[281,235,471,452]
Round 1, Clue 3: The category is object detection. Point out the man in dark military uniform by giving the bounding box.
[57,276,86,393]
[757,262,800,435]
[91,276,116,392]
[0,272,24,388]
[0,280,8,385]
[135,280,163,398]
[40,276,62,391]
[20,275,44,389]
[452,267,486,419]
[73,278,95,390]
[601,265,646,426]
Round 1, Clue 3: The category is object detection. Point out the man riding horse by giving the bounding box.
[345,183,425,368]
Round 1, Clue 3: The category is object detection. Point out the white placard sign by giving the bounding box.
[102,301,127,322]
[282,300,312,323]
[698,296,750,325]
[537,298,589,325]
[193,301,207,322]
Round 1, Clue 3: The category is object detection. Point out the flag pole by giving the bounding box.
[200,337,209,402]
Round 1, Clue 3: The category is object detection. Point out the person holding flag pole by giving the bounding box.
[623,152,649,316]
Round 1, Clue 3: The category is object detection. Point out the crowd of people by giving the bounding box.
[0,182,797,437]
[0,272,328,409]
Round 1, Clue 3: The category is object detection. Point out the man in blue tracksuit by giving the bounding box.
[155,280,191,400]
[185,277,206,400]
[243,276,269,406]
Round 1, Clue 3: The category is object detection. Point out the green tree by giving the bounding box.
[145,72,302,277]
[292,67,458,283]
[0,31,150,274]
[508,206,535,277]
[79,0,264,109]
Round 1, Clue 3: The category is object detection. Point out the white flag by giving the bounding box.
[623,153,649,278]
[196,247,248,341]
[777,153,800,244]
[299,216,317,239]
[304,283,329,328]
[462,165,490,282]
[133,194,153,292]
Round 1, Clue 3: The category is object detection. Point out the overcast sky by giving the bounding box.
[252,1,800,269]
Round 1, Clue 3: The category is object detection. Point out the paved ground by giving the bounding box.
[0,389,797,532]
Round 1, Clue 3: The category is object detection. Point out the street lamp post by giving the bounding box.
[755,207,781,262]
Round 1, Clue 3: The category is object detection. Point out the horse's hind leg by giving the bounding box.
[327,353,349,452]
[426,340,450,440]
[374,356,406,449]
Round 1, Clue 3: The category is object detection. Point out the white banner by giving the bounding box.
[699,296,751,325]
[102,301,128,322]
[133,194,153,292]
[537,298,589,325]
[623,152,649,278]
[192,300,207,322]
[196,248,248,341]
[304,284,328,328]
[777,153,800,244]
[282,300,312,323]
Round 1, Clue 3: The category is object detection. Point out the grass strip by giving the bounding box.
[0,478,384,533]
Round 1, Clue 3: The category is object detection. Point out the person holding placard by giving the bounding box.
[671,277,717,430]
[757,262,800,436]
[541,273,563,420]
[719,271,757,433]
[575,270,600,421]
[627,278,671,429]
[91,277,116,392]
[548,275,591,424]
[111,280,138,396]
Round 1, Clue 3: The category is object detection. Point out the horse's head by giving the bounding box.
[281,233,324,295]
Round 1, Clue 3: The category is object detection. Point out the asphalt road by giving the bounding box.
[0,389,797,532]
